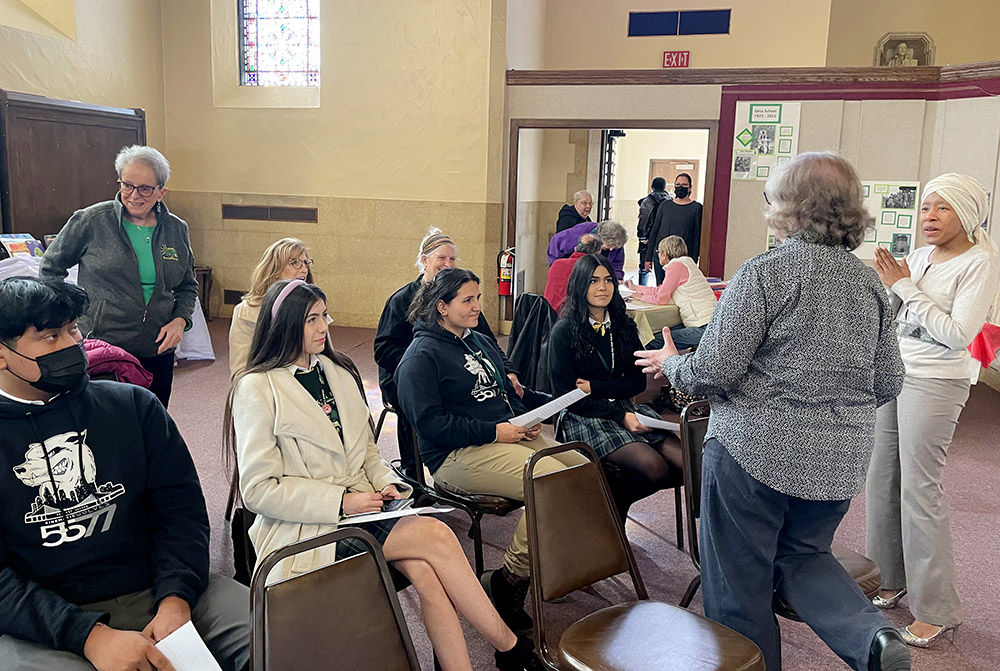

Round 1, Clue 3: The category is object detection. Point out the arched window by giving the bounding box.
[239,0,319,86]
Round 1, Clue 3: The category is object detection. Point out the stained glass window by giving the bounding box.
[239,0,319,87]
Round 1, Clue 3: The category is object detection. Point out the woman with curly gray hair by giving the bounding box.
[41,145,197,407]
[635,151,911,671]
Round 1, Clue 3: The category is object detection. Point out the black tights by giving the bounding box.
[603,440,681,521]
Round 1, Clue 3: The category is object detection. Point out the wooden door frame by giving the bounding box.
[506,119,719,286]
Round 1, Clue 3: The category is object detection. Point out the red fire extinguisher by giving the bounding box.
[497,247,515,296]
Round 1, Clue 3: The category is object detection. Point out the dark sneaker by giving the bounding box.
[495,634,545,671]
[870,627,911,671]
[481,569,533,635]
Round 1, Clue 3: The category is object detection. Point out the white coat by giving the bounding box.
[233,354,410,581]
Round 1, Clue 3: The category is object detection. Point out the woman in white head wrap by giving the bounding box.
[867,174,1000,648]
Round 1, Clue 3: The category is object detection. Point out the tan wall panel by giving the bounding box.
[0,0,166,148]
[544,0,832,70]
[508,84,722,120]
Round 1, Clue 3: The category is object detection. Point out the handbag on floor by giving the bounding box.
[231,507,257,586]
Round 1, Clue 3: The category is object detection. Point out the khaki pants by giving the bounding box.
[433,436,588,578]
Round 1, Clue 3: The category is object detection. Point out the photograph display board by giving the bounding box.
[856,181,921,260]
[732,102,800,181]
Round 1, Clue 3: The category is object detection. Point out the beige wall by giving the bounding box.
[544,0,832,70]
[826,0,1000,66]
[0,0,166,148]
[159,0,507,327]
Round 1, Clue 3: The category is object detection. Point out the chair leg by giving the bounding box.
[674,487,684,551]
[680,574,701,608]
[373,406,389,441]
[224,463,239,522]
[470,514,485,577]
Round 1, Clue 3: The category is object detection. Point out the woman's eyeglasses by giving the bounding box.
[118,180,159,197]
[763,191,771,205]
[289,258,315,269]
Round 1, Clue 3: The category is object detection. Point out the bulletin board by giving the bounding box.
[855,181,920,260]
[732,102,801,181]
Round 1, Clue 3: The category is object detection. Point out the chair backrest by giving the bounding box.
[508,292,558,390]
[679,400,710,570]
[523,442,648,657]
[410,431,431,490]
[251,528,419,671]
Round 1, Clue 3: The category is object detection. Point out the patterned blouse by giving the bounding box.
[662,237,904,500]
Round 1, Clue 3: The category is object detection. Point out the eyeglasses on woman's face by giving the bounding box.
[117,180,160,198]
[289,258,315,269]
[763,191,771,206]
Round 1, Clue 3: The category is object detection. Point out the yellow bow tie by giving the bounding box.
[592,322,607,337]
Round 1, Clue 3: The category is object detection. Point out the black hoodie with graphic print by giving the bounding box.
[395,321,527,474]
[0,376,209,656]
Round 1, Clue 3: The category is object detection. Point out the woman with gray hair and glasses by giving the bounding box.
[635,151,910,671]
[41,145,197,408]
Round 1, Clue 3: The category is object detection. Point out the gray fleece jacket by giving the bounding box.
[40,196,198,359]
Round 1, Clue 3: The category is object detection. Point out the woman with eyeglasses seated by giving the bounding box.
[227,279,545,671]
[41,145,195,408]
[229,238,314,376]
[548,253,682,522]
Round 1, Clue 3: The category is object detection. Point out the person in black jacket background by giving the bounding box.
[555,190,593,232]
[395,269,586,635]
[374,228,521,476]
[547,254,682,521]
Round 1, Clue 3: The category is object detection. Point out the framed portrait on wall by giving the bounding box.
[875,33,935,67]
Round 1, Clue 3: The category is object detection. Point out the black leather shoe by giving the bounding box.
[870,627,911,671]
[481,569,533,635]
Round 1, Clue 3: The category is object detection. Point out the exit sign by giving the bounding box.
[662,51,691,68]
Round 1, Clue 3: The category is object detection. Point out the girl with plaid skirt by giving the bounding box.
[226,279,544,671]
[547,254,683,521]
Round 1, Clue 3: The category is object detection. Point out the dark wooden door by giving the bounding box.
[0,90,146,243]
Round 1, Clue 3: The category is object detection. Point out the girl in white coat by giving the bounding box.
[226,279,543,671]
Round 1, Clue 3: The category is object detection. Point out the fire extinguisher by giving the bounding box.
[497,247,515,296]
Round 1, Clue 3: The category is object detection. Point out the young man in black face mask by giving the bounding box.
[0,276,249,671]
[645,173,704,285]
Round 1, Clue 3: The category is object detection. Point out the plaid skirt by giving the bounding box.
[557,399,673,459]
[335,517,399,560]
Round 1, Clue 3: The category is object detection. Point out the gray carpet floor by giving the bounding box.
[172,320,1000,670]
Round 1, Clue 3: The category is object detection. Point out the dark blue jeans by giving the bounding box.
[699,438,889,671]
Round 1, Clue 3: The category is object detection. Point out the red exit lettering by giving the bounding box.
[662,51,691,68]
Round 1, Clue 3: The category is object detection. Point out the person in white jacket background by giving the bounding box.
[868,174,1000,649]
[225,279,545,671]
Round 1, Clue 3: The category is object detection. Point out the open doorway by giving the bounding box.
[506,120,717,321]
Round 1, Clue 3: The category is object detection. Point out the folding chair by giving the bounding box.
[250,527,420,671]
[523,441,765,670]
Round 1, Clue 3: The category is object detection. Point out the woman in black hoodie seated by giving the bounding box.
[547,253,682,521]
[395,268,587,635]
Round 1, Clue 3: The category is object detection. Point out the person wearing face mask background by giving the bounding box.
[0,277,250,671]
[645,173,704,285]
[40,145,197,409]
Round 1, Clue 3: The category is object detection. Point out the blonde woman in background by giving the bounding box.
[228,238,314,376]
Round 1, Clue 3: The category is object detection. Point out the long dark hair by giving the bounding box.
[224,280,372,468]
[560,254,640,359]
[407,267,480,325]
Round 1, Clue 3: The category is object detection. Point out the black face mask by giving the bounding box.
[674,185,690,199]
[3,341,88,394]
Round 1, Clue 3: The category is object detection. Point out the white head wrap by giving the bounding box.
[922,173,999,322]
[921,173,998,256]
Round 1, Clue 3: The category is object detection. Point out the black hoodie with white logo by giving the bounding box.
[395,321,527,474]
[0,376,209,656]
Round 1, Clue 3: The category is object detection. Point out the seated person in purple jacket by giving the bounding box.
[547,220,629,279]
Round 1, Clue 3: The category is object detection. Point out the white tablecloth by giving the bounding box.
[0,256,215,361]
[626,300,681,346]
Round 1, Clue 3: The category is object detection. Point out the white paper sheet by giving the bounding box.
[636,413,680,432]
[508,388,588,427]
[155,621,222,671]
[618,285,635,299]
[338,505,455,526]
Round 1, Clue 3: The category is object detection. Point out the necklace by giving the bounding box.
[124,218,154,243]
